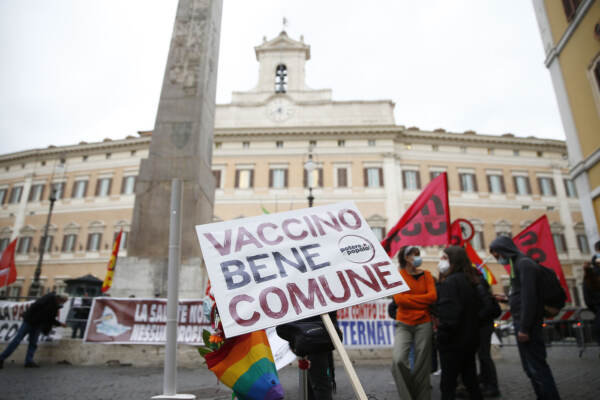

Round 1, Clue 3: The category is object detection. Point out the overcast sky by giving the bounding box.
[0,0,564,155]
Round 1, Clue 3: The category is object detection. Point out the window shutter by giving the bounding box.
[213,170,221,188]
[416,172,421,189]
[95,180,101,196]
[459,174,465,191]
[378,168,384,187]
[107,179,112,196]
[563,179,569,196]
[402,171,407,189]
[486,175,492,193]
[62,235,67,252]
[549,179,556,196]
[500,176,506,193]
[318,168,323,187]
[512,176,518,194]
[284,169,288,188]
[40,184,45,201]
[268,170,273,188]
[537,177,543,195]
[249,170,254,188]
[473,174,478,192]
[303,170,307,188]
[338,168,347,187]
[71,182,77,198]
[235,170,240,188]
[86,234,92,251]
[560,234,567,253]
[121,177,126,194]
[525,177,531,195]
[27,186,35,202]
[16,187,22,203]
[364,168,368,187]
[480,232,486,250]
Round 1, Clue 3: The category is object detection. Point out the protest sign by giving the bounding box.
[195,201,408,338]
[0,300,70,343]
[84,298,210,345]
[336,299,395,348]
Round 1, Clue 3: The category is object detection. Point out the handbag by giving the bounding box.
[276,316,342,357]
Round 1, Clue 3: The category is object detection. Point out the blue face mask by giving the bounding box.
[413,256,423,267]
[498,256,510,265]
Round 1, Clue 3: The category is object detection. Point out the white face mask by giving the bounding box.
[438,260,450,273]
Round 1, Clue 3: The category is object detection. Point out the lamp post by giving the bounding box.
[29,189,56,297]
[304,153,316,208]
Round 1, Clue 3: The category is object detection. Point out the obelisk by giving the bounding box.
[111,0,222,298]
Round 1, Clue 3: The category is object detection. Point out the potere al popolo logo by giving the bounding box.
[338,234,376,264]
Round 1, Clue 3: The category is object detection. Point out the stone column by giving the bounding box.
[112,0,223,298]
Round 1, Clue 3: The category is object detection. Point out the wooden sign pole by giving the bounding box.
[321,313,368,400]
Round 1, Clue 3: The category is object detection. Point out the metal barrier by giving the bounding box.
[494,308,598,357]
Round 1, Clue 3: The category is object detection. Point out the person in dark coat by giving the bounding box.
[0,292,68,368]
[436,246,483,400]
[489,236,561,400]
[583,241,600,345]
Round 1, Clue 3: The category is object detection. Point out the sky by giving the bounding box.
[0,0,565,155]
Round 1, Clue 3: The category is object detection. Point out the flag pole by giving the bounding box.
[152,179,195,400]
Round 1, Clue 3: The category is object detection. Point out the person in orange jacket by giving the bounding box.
[391,246,437,400]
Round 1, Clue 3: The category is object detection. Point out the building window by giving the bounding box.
[82,155,88,161]
[212,170,222,189]
[470,231,486,251]
[95,178,112,197]
[304,168,323,188]
[371,227,385,241]
[276,141,284,148]
[432,144,439,152]
[337,140,345,147]
[121,176,136,194]
[242,141,250,149]
[275,64,287,93]
[106,153,111,159]
[487,148,494,155]
[0,238,9,253]
[513,176,531,195]
[71,180,88,198]
[17,236,32,254]
[61,234,77,252]
[368,140,376,147]
[538,177,556,196]
[309,140,317,148]
[513,149,519,156]
[561,0,583,21]
[42,235,53,253]
[430,171,443,180]
[497,231,512,238]
[131,150,136,156]
[215,142,222,149]
[487,174,505,194]
[9,186,23,204]
[115,231,128,251]
[460,146,467,153]
[51,182,65,200]
[28,184,45,202]
[564,179,577,198]
[364,167,383,188]
[337,168,348,188]
[577,234,590,254]
[269,168,288,189]
[403,170,421,190]
[0,188,6,205]
[235,169,254,189]
[86,233,102,252]
[459,173,478,193]
[552,233,567,253]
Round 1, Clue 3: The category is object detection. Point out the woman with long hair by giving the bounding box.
[436,246,483,400]
[391,246,437,400]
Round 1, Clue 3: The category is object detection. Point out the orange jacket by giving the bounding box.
[394,269,437,326]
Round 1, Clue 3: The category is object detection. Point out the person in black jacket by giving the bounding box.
[436,246,483,400]
[489,236,560,400]
[0,292,68,368]
[583,242,600,346]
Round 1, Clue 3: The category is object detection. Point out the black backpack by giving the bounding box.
[537,263,567,317]
[276,316,342,357]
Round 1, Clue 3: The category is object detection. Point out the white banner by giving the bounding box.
[0,300,70,343]
[196,202,409,338]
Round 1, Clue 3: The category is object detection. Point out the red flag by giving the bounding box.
[101,230,123,293]
[381,172,450,256]
[0,239,18,287]
[513,215,571,302]
[449,219,465,246]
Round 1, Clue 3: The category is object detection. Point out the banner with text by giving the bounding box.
[84,298,211,345]
[336,299,395,348]
[0,300,70,343]
[195,202,409,338]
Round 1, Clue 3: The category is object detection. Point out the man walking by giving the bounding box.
[0,292,68,368]
[489,236,560,400]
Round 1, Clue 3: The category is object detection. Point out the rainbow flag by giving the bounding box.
[465,242,497,285]
[205,330,284,400]
[101,229,123,293]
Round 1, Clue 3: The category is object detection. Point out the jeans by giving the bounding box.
[478,322,498,390]
[0,321,40,364]
[514,322,561,400]
[440,349,482,400]
[391,321,432,400]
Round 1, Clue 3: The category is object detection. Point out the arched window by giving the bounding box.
[275,64,287,93]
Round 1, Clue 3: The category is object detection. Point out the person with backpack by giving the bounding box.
[436,246,483,400]
[489,236,561,400]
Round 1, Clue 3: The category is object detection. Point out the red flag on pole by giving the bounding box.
[0,239,18,287]
[381,172,450,257]
[101,230,123,293]
[512,215,571,302]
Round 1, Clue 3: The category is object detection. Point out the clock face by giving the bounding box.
[267,98,294,122]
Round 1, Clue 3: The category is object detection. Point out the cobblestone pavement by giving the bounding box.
[1,345,599,400]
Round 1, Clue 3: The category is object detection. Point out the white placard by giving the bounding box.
[195,202,409,338]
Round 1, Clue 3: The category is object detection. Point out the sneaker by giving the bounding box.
[24,362,39,368]
[432,369,441,376]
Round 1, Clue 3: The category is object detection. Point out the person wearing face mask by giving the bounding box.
[391,246,437,400]
[436,246,483,400]
[489,236,561,400]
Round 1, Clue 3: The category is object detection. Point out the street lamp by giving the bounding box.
[29,188,56,297]
[304,153,316,208]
